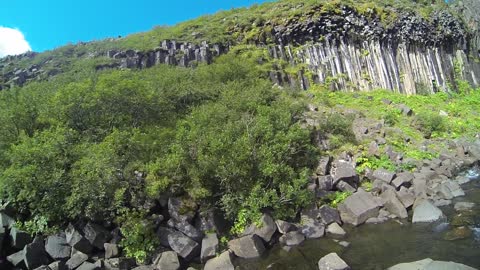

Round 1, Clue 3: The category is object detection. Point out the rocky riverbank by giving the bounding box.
[1,133,479,270]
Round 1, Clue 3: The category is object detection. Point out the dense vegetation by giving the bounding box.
[0,48,319,236]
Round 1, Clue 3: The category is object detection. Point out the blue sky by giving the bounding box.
[0,0,270,55]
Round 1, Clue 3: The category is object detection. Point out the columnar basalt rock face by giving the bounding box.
[267,8,480,93]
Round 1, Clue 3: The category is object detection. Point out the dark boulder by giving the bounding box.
[167,231,200,261]
[45,233,71,260]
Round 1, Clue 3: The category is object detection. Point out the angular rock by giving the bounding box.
[104,243,119,259]
[331,160,358,185]
[83,222,110,250]
[167,231,200,261]
[315,156,332,176]
[326,223,346,237]
[443,181,465,198]
[392,172,414,189]
[157,226,175,248]
[171,219,203,242]
[372,169,396,184]
[388,258,477,270]
[204,251,234,270]
[338,189,380,226]
[318,175,333,191]
[65,224,93,254]
[0,212,15,228]
[396,187,415,209]
[24,242,50,270]
[318,253,351,270]
[228,235,265,259]
[336,181,356,193]
[275,220,295,234]
[104,258,136,270]
[242,213,276,242]
[168,197,197,222]
[132,266,154,270]
[381,189,408,219]
[201,233,218,263]
[10,227,33,250]
[66,252,88,270]
[318,205,342,225]
[45,233,71,260]
[154,251,180,270]
[7,250,26,268]
[77,262,98,270]
[284,231,305,246]
[398,104,413,116]
[300,218,325,239]
[412,200,444,223]
[48,261,67,270]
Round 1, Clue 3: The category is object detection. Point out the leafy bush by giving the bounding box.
[415,112,446,138]
[320,112,356,148]
[118,210,158,264]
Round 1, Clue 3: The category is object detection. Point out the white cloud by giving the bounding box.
[0,26,31,58]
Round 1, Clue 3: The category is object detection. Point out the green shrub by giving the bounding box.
[415,112,446,138]
[118,210,158,264]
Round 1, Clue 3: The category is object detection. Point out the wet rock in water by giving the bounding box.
[228,235,265,259]
[242,213,276,242]
[412,200,444,223]
[454,202,475,211]
[326,223,346,237]
[318,252,351,270]
[338,189,380,226]
[388,258,477,270]
[451,212,475,226]
[432,222,450,233]
[204,251,234,270]
[365,217,388,224]
[444,226,473,241]
[283,231,305,246]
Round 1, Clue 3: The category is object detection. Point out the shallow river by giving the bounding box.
[235,168,480,270]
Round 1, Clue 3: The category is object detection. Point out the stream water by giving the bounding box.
[235,167,480,270]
